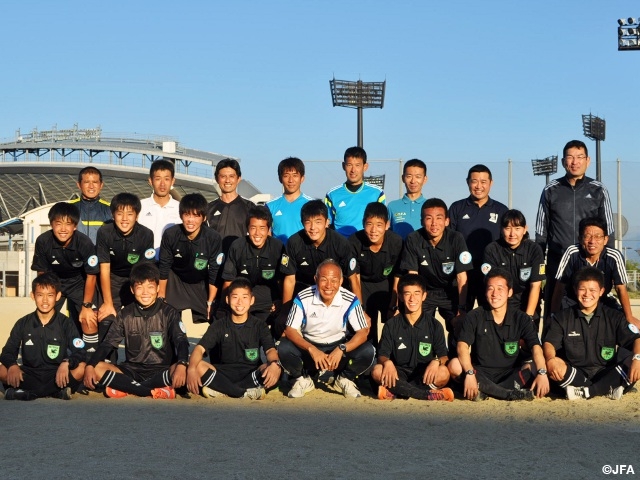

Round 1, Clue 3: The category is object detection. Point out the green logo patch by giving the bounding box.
[504,342,518,356]
[150,333,163,349]
[383,265,393,277]
[194,258,208,270]
[601,346,615,361]
[419,342,432,356]
[245,348,259,361]
[47,344,60,359]
[127,253,140,264]
[261,269,275,280]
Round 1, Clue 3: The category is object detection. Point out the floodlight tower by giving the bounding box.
[582,114,605,182]
[618,17,640,50]
[531,156,558,185]
[330,78,385,147]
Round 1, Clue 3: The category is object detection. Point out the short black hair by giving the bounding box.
[466,164,492,182]
[501,209,530,240]
[150,158,175,178]
[563,140,588,158]
[397,273,426,295]
[32,272,61,294]
[579,217,607,238]
[130,262,160,286]
[78,166,103,183]
[110,193,141,215]
[421,198,449,219]
[573,266,604,290]
[48,202,80,225]
[343,146,367,163]
[403,159,427,176]
[277,157,305,181]
[301,199,328,223]
[485,267,513,290]
[363,202,389,225]
[215,158,241,178]
[227,277,253,296]
[247,205,273,229]
[179,193,207,218]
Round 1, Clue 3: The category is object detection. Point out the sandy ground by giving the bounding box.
[1,297,639,479]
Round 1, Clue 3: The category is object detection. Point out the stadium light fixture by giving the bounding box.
[329,78,385,147]
[531,155,558,185]
[582,114,605,182]
[618,17,640,50]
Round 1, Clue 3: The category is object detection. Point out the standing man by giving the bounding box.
[536,139,614,324]
[266,157,313,244]
[387,158,428,239]
[449,164,508,311]
[325,146,385,238]
[400,198,473,355]
[69,166,112,244]
[207,158,255,253]
[139,159,182,260]
[277,260,375,398]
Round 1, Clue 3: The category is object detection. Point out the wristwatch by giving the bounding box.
[338,344,347,353]
[177,360,189,367]
[537,368,547,375]
[82,302,93,309]
[466,369,475,376]
[632,354,640,361]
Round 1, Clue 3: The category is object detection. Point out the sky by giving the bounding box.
[3,1,640,253]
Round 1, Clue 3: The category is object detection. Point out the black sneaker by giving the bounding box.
[53,387,72,400]
[506,389,535,401]
[4,388,38,401]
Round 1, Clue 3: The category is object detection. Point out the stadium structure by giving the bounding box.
[0,125,267,297]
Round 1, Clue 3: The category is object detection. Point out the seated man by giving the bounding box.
[0,273,86,400]
[83,263,189,399]
[550,217,639,329]
[449,268,549,401]
[372,274,453,401]
[186,278,281,400]
[278,259,375,398]
[544,266,640,400]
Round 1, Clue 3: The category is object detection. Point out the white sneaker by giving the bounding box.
[202,386,225,399]
[607,386,624,400]
[288,376,315,398]
[565,386,586,400]
[244,387,265,400]
[334,375,361,398]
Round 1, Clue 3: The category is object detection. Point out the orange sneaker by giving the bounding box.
[105,387,128,399]
[378,385,396,400]
[426,387,454,402]
[151,387,176,399]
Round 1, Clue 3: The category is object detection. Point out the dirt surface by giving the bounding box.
[1,297,638,479]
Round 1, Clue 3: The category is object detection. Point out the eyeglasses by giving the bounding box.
[564,155,587,161]
[582,234,605,241]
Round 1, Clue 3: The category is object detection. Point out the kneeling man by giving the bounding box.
[278,259,375,398]
[449,268,549,401]
[544,266,640,400]
[372,273,453,401]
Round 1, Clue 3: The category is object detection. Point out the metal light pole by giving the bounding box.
[330,78,385,148]
[531,156,558,184]
[582,114,605,182]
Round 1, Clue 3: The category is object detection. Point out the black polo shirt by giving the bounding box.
[281,228,358,288]
[348,229,403,284]
[482,239,545,311]
[31,230,99,294]
[400,227,472,291]
[199,313,276,367]
[556,245,626,302]
[0,311,85,370]
[159,224,222,285]
[459,306,541,374]
[449,196,509,269]
[378,311,448,368]
[206,196,255,252]
[545,304,640,379]
[96,222,155,277]
[222,235,286,312]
